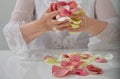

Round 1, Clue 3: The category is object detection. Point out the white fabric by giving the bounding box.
[3,0,120,58]
[89,17,120,51]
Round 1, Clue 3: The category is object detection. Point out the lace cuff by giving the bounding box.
[3,21,32,58]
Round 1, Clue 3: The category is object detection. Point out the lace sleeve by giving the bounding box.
[88,0,120,51]
[3,0,35,57]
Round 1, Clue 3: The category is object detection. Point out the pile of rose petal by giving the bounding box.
[44,52,113,77]
[50,0,85,29]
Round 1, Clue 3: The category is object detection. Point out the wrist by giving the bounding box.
[20,20,47,43]
[83,17,108,36]
[34,19,47,33]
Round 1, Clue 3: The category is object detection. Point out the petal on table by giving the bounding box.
[95,57,108,63]
[104,54,114,61]
[86,65,103,74]
[45,58,58,64]
[52,65,70,77]
[76,68,89,76]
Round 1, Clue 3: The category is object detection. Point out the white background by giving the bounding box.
[0,0,120,50]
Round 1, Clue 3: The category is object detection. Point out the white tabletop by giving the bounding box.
[0,50,120,79]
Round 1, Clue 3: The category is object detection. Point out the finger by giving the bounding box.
[57,25,82,32]
[47,10,60,18]
[57,25,69,29]
[51,19,69,25]
[57,19,70,25]
[45,8,50,13]
[57,26,71,31]
[56,22,70,28]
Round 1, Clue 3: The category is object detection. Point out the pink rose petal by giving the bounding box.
[52,65,70,77]
[70,61,82,68]
[63,54,70,58]
[59,8,72,17]
[53,3,57,11]
[76,68,89,76]
[44,50,110,77]
[56,1,67,9]
[61,61,70,67]
[69,54,80,62]
[68,66,78,74]
[96,57,108,63]
[68,1,77,9]
[50,3,55,12]
[87,65,103,74]
[52,65,61,73]
[50,3,57,12]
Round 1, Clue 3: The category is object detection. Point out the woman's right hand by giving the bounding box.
[35,9,70,32]
[20,8,69,43]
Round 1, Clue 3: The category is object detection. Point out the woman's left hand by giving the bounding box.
[56,8,87,32]
[56,7,108,36]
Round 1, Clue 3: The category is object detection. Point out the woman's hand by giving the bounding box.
[20,8,69,43]
[35,9,70,32]
[56,8,87,32]
[56,8,108,36]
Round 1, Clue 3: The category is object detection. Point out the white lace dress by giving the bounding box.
[3,0,120,57]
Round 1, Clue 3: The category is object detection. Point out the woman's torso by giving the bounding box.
[28,0,96,50]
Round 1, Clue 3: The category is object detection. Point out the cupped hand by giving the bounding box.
[56,8,87,32]
[36,8,70,31]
